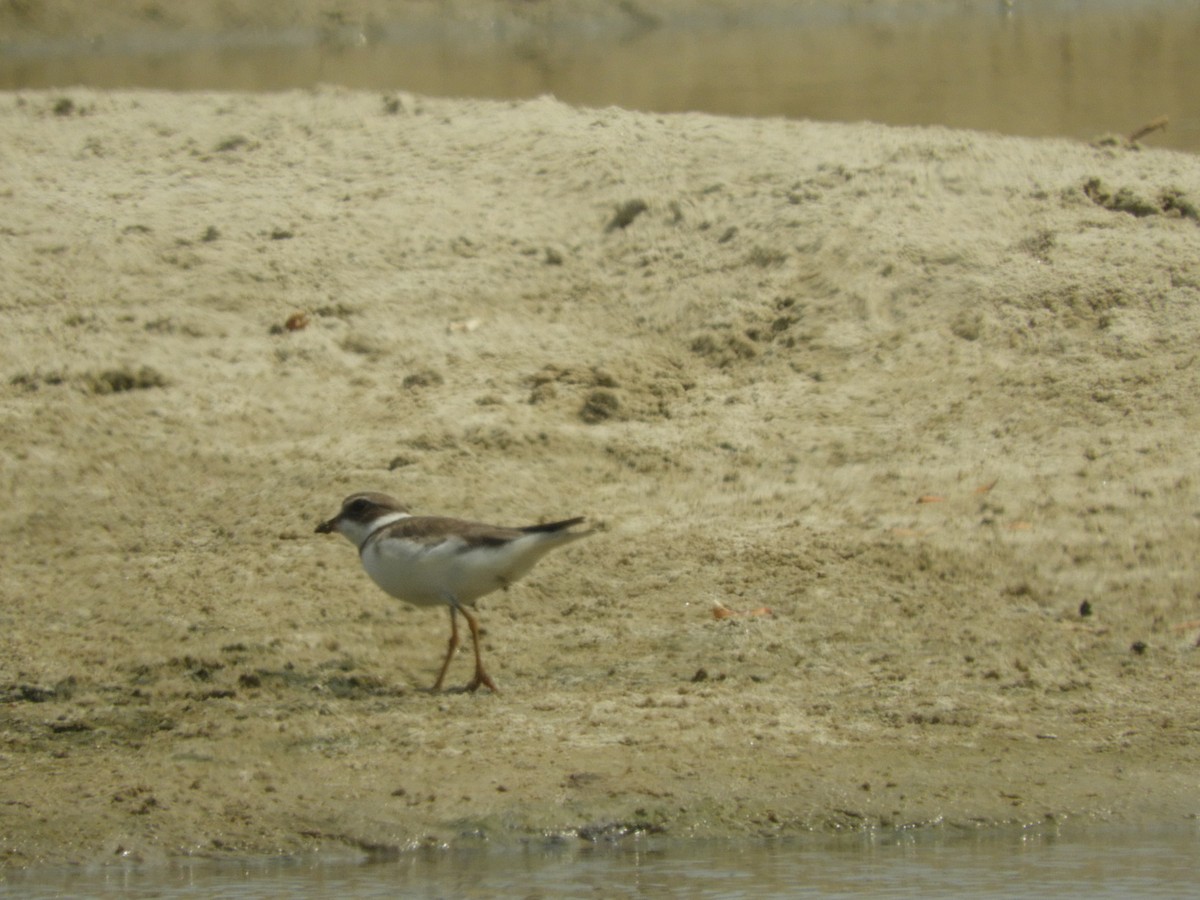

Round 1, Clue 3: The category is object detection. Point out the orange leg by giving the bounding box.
[432,603,499,693]
[458,604,499,693]
[432,606,461,691]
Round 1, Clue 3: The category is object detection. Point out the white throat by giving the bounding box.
[339,511,411,551]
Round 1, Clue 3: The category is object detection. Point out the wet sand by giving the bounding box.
[2,1,1200,870]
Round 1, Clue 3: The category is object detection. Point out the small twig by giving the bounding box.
[1126,115,1169,144]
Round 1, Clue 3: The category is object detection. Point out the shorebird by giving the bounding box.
[316,492,592,692]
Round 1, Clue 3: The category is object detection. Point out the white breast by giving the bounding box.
[360,531,573,607]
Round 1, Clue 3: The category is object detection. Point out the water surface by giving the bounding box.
[2,0,1198,152]
[3,824,1197,898]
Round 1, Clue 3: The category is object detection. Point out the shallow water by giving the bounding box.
[3,825,1197,898]
[1,0,1198,152]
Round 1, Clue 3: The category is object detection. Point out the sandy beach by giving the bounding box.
[2,1,1199,869]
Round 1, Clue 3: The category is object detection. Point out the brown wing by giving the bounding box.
[385,516,526,549]
[385,515,585,549]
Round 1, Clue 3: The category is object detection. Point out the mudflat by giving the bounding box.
[2,29,1199,866]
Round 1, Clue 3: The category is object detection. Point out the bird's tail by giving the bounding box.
[519,517,594,547]
[520,517,587,535]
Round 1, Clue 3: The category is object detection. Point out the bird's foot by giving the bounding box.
[466,670,499,693]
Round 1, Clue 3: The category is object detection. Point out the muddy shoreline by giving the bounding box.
[2,4,1199,871]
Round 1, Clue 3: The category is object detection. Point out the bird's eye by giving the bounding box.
[347,498,370,514]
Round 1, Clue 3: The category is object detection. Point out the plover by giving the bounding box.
[316,492,592,692]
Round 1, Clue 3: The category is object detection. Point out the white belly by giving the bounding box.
[360,532,556,607]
